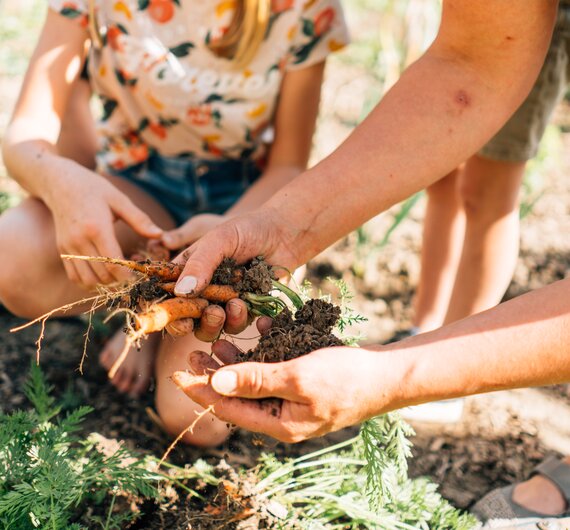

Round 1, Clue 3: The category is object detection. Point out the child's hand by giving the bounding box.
[49,169,163,289]
[161,214,225,250]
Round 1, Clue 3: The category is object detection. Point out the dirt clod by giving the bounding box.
[238,300,344,364]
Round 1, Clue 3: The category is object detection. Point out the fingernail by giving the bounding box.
[212,370,238,395]
[227,301,243,318]
[162,233,174,246]
[171,370,193,386]
[175,276,197,295]
[206,313,224,325]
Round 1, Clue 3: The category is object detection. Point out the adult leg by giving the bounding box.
[443,154,525,324]
[413,168,465,332]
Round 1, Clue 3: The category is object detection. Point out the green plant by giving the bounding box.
[231,414,477,529]
[0,363,160,530]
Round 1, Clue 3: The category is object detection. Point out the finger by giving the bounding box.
[189,352,299,401]
[257,316,273,335]
[165,318,194,337]
[70,248,100,288]
[195,305,226,342]
[212,339,239,365]
[61,254,81,285]
[224,299,249,335]
[93,232,133,283]
[80,242,115,284]
[172,227,234,296]
[109,193,163,240]
[187,350,222,375]
[172,370,292,440]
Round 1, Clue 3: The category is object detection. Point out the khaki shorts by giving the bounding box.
[480,4,570,163]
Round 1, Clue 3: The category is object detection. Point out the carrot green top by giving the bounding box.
[48,0,349,171]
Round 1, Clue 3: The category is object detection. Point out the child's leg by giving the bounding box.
[413,169,466,332]
[0,175,175,394]
[57,77,98,170]
[443,154,525,324]
[155,324,260,447]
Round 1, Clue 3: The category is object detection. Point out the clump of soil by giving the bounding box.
[237,299,344,364]
[212,257,275,295]
[119,277,169,311]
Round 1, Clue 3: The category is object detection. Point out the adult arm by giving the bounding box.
[174,0,557,294]
[174,276,570,442]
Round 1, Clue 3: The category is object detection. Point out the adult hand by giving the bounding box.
[171,340,402,442]
[159,213,258,341]
[164,298,250,342]
[48,169,163,288]
[172,208,303,297]
[169,208,305,339]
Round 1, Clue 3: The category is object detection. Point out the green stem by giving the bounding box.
[271,280,304,310]
[104,490,117,530]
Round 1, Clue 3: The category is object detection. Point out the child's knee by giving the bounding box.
[156,396,230,447]
[0,246,37,318]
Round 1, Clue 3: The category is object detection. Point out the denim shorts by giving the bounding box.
[109,153,262,226]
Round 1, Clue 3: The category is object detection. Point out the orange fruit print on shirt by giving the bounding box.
[148,0,175,23]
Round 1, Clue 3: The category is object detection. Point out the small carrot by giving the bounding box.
[61,255,184,281]
[160,282,240,303]
[135,297,209,334]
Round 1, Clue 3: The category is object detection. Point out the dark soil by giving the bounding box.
[212,257,275,296]
[0,305,357,529]
[238,300,344,364]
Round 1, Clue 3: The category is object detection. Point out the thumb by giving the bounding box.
[110,194,163,239]
[173,226,235,295]
[211,363,294,400]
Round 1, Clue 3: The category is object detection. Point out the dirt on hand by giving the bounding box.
[211,257,275,295]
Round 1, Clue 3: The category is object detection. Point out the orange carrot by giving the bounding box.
[61,255,184,281]
[135,297,209,334]
[160,282,240,303]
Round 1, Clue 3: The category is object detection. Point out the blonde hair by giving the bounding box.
[209,0,271,68]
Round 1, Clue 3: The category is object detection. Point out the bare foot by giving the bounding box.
[100,330,159,397]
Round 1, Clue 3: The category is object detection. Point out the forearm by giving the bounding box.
[3,130,86,208]
[262,4,555,266]
[226,165,302,216]
[378,278,570,412]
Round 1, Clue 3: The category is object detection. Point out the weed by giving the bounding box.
[0,363,160,530]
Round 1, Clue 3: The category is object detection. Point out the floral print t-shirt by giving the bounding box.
[48,0,349,172]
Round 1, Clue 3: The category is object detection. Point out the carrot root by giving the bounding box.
[61,255,184,281]
[159,282,240,303]
[135,297,209,334]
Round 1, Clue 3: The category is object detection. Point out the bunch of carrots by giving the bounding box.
[59,253,302,378]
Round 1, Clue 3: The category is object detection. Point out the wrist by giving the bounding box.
[41,158,90,210]
[363,347,419,416]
